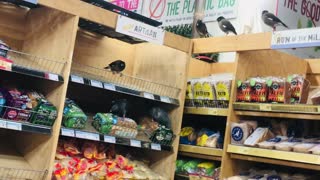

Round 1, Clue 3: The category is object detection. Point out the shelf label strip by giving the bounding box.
[0,120,6,128]
[104,135,116,144]
[90,80,103,88]
[46,73,59,81]
[160,96,171,103]
[7,122,22,131]
[71,75,84,84]
[75,131,100,141]
[151,143,161,151]
[143,92,155,100]
[130,139,142,148]
[61,128,75,137]
[104,83,116,91]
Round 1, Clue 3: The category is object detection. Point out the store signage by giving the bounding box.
[271,27,320,49]
[105,0,143,13]
[116,15,165,44]
[142,0,238,26]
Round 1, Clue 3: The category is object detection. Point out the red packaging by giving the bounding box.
[289,74,310,104]
[236,80,251,102]
[250,77,268,102]
[267,77,290,103]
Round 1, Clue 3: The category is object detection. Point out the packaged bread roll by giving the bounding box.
[288,74,310,104]
[308,144,320,155]
[231,122,251,145]
[244,128,274,147]
[257,136,287,149]
[311,90,320,105]
[274,141,297,151]
[293,143,316,153]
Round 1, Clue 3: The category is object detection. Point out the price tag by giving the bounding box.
[61,128,75,137]
[71,75,84,84]
[130,139,141,148]
[7,122,22,131]
[151,143,161,151]
[260,104,272,111]
[318,107,320,113]
[90,80,103,88]
[104,135,116,144]
[0,120,6,128]
[104,83,116,91]
[209,109,218,115]
[160,96,171,103]
[144,92,154,100]
[76,131,100,141]
[47,73,59,81]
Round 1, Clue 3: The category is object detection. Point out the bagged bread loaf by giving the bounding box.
[308,144,320,155]
[250,77,268,103]
[231,122,251,145]
[274,141,297,151]
[244,128,274,147]
[293,143,316,153]
[236,80,251,102]
[267,77,291,103]
[288,74,310,104]
[311,90,320,105]
[258,136,288,149]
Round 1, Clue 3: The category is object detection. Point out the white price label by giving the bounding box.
[160,96,171,103]
[76,131,100,141]
[130,139,141,148]
[104,135,116,144]
[71,75,84,84]
[104,83,116,91]
[0,120,6,128]
[260,104,272,111]
[144,92,154,100]
[151,143,161,151]
[90,80,103,88]
[61,128,75,137]
[7,122,22,131]
[47,73,59,81]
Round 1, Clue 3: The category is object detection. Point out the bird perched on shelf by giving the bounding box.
[262,10,288,29]
[217,16,237,35]
[149,107,171,129]
[196,19,210,38]
[110,99,130,119]
[104,60,126,76]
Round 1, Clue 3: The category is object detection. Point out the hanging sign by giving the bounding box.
[142,0,238,26]
[105,0,143,13]
[271,27,320,49]
[116,15,165,44]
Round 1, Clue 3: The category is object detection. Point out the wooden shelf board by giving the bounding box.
[184,107,228,116]
[179,152,222,161]
[233,102,320,115]
[179,144,223,157]
[230,154,320,171]
[0,141,32,169]
[227,145,320,166]
[192,33,272,54]
[235,110,320,120]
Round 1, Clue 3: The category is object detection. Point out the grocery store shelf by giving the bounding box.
[227,145,320,167]
[184,107,228,116]
[1,0,38,8]
[60,119,172,152]
[175,174,189,179]
[0,118,51,135]
[179,145,222,161]
[235,110,320,120]
[70,63,180,105]
[0,49,65,82]
[233,102,320,115]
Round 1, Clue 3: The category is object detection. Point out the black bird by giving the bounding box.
[196,19,210,38]
[104,60,126,75]
[262,10,288,29]
[110,99,130,119]
[149,107,171,129]
[217,16,237,35]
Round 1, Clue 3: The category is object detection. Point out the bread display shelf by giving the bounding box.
[70,63,180,105]
[179,144,223,157]
[227,145,320,166]
[60,119,172,152]
[1,49,65,82]
[184,107,228,116]
[0,118,51,135]
[233,102,320,115]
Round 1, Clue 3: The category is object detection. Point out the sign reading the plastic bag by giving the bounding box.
[116,15,165,45]
[271,27,320,49]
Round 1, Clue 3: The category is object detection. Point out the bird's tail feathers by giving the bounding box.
[104,66,110,69]
[281,21,289,29]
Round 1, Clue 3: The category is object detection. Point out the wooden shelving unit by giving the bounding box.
[191,32,320,178]
[0,0,191,179]
[179,144,223,160]
[184,107,229,116]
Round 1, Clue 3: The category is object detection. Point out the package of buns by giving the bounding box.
[240,120,258,134]
[311,90,320,105]
[267,77,291,104]
[236,80,251,102]
[231,122,251,145]
[308,144,320,155]
[210,73,232,101]
[274,141,297,151]
[244,128,274,147]
[257,136,288,149]
[293,143,316,153]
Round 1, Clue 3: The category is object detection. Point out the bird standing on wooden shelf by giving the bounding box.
[149,107,171,129]
[104,60,126,76]
[110,99,130,119]
[217,16,237,35]
[262,10,289,29]
[196,19,210,38]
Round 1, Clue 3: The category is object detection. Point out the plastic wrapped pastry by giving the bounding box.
[293,143,316,153]
[308,144,320,155]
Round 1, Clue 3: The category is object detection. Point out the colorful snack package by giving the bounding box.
[185,80,194,106]
[197,162,215,177]
[197,129,216,147]
[236,80,251,102]
[0,91,5,115]
[202,77,216,107]
[267,77,291,103]
[192,79,204,106]
[211,73,232,101]
[288,74,310,104]
[250,77,268,102]
[180,127,197,145]
[63,99,87,129]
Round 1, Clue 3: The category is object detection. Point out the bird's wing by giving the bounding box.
[266,13,282,23]
[222,20,237,34]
